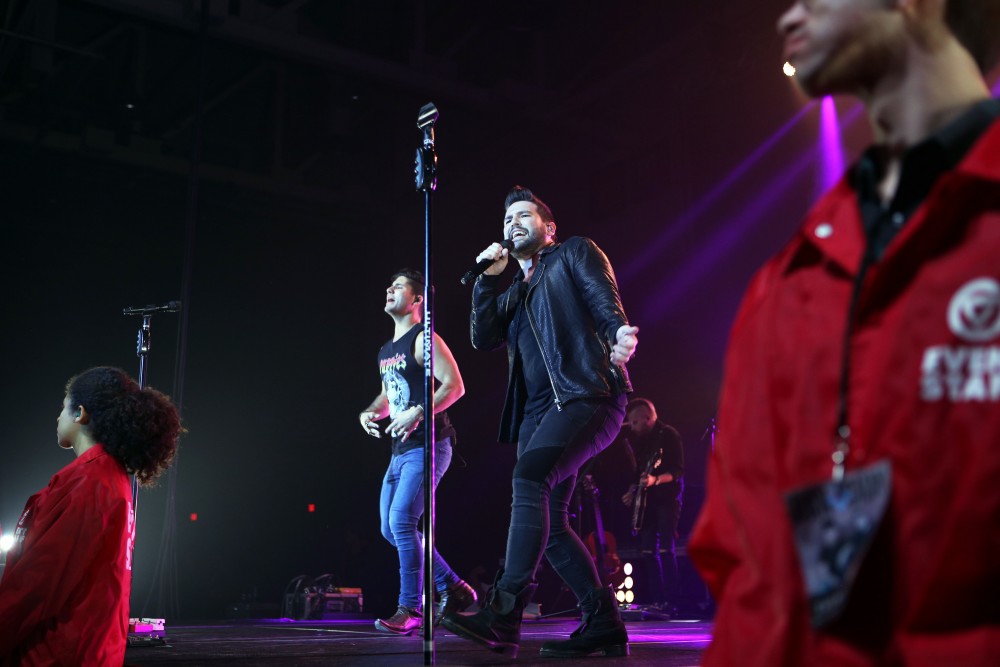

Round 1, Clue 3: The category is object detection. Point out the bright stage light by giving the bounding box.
[0,534,14,552]
[783,61,796,77]
[616,562,636,607]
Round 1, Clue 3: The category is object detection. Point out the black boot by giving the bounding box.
[441,570,537,657]
[539,585,629,658]
[434,579,478,626]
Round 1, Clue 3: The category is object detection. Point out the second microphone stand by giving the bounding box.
[415,102,440,665]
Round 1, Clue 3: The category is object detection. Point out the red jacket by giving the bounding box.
[0,445,135,667]
[689,118,1000,666]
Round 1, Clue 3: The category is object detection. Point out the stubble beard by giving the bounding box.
[511,232,552,261]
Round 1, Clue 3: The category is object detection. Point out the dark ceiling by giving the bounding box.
[0,0,788,219]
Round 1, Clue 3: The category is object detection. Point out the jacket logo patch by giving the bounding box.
[947,277,1000,342]
[921,277,1000,402]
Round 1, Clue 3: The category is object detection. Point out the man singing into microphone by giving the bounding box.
[442,186,638,658]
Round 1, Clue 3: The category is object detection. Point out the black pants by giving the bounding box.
[498,395,627,600]
[638,495,681,604]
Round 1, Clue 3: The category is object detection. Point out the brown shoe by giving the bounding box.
[435,580,478,625]
[375,605,422,635]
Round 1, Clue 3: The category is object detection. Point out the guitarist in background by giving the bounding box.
[621,398,684,613]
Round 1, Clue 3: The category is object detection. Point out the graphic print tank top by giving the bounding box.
[377,323,455,455]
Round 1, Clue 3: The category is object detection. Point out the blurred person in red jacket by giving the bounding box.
[0,367,180,666]
[689,1,1000,666]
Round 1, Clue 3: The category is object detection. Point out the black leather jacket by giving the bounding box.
[471,236,633,442]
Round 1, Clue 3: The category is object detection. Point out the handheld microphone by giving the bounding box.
[122,301,182,316]
[460,240,514,285]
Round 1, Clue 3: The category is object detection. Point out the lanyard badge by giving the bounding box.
[784,459,891,627]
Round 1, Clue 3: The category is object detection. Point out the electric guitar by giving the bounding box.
[631,447,663,535]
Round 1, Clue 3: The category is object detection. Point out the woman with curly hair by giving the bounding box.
[0,366,181,666]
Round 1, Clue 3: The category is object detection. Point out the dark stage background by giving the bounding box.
[3,0,997,621]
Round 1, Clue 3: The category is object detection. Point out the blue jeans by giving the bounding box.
[499,395,627,600]
[379,439,460,609]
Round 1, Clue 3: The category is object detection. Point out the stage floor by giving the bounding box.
[124,616,712,666]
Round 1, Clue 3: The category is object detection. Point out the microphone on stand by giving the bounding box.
[460,240,514,285]
[122,301,182,316]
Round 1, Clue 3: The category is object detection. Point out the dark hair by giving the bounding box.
[66,366,181,486]
[504,185,555,223]
[390,268,426,296]
[945,0,1000,73]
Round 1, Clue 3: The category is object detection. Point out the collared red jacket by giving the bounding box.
[0,445,135,667]
[689,118,1000,666]
[471,236,633,442]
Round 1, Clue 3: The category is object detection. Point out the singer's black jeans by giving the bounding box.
[497,394,627,599]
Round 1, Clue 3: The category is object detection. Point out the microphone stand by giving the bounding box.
[123,302,183,389]
[698,415,718,613]
[701,415,717,454]
[122,302,180,645]
[137,314,152,390]
[123,304,181,504]
[415,102,439,666]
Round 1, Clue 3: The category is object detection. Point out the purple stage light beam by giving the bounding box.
[620,100,818,286]
[637,99,867,323]
[638,149,816,324]
[818,96,844,195]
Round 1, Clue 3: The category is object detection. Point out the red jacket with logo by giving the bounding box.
[0,445,135,667]
[689,118,1000,666]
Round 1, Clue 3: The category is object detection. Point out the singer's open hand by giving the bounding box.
[476,242,509,276]
[611,325,639,366]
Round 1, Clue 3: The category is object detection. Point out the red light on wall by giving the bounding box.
[189,513,198,522]
[307,504,316,513]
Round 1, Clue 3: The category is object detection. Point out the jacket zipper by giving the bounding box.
[523,266,564,411]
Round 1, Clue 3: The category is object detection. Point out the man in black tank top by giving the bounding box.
[359,269,476,635]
